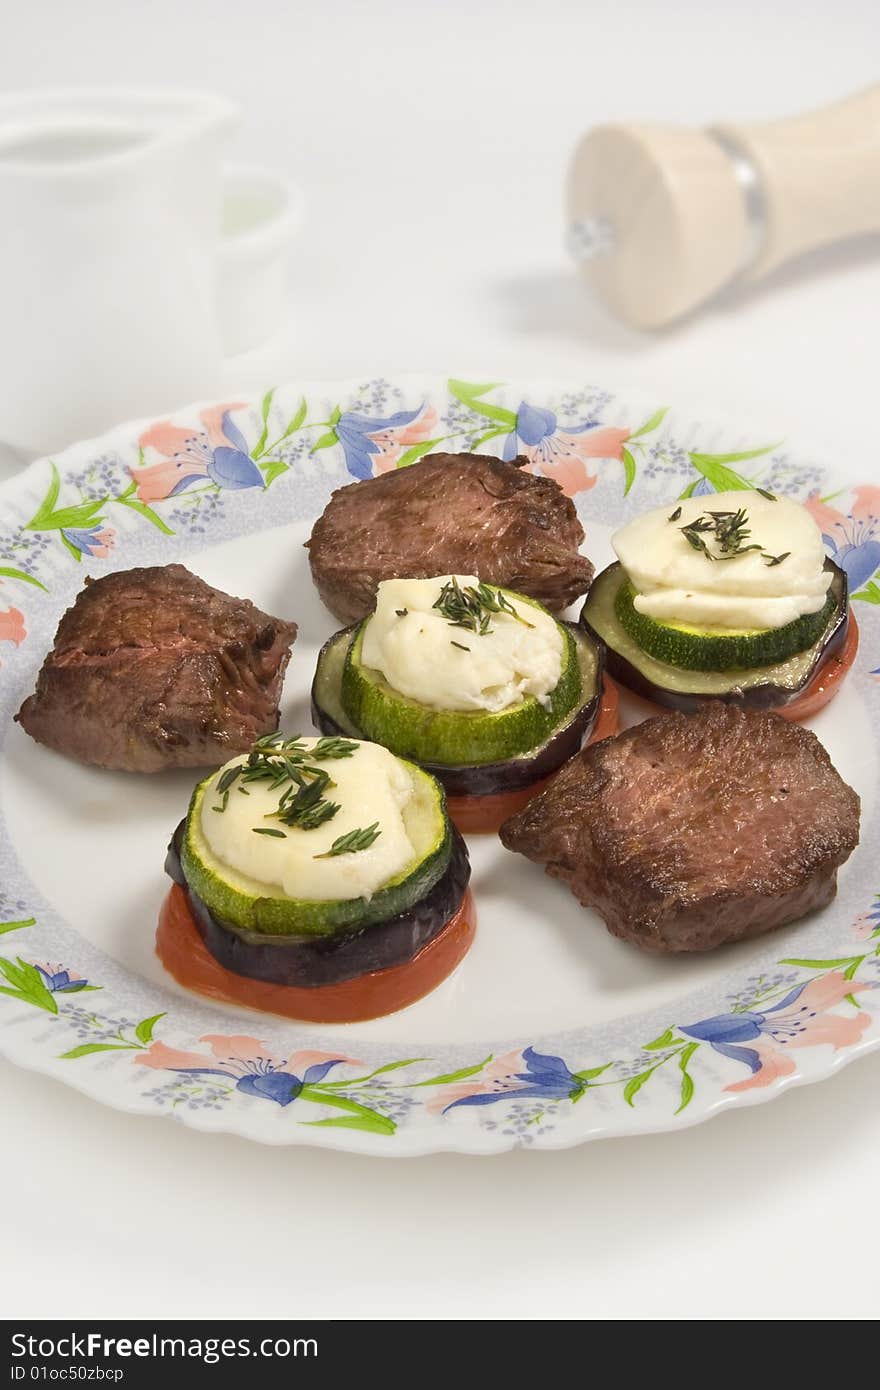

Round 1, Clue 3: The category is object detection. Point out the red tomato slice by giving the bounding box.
[448,676,621,835]
[778,612,859,721]
[156,884,476,1024]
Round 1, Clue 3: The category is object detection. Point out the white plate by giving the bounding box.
[0,374,877,1153]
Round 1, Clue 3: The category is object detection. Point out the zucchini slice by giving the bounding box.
[581,560,849,712]
[180,759,452,937]
[167,822,471,988]
[340,599,582,766]
[312,623,604,795]
[615,580,838,672]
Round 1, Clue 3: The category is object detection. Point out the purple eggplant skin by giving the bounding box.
[579,560,849,715]
[310,623,604,796]
[165,822,471,988]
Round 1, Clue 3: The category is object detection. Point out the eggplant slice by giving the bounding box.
[579,559,849,713]
[166,822,471,988]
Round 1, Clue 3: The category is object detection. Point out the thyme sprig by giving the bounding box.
[432,577,535,635]
[314,823,382,859]
[675,507,788,566]
[213,733,360,833]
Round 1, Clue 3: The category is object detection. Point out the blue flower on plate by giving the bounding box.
[136,1035,360,1108]
[34,963,90,994]
[437,1046,584,1112]
[333,403,437,480]
[135,403,264,501]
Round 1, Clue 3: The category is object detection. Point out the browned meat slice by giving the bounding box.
[306,452,594,622]
[16,565,297,772]
[500,704,860,953]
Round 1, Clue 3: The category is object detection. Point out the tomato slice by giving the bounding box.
[156,883,476,1024]
[778,611,859,721]
[448,676,621,835]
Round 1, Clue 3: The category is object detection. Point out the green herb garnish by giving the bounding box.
[763,550,791,567]
[450,640,471,651]
[756,487,777,501]
[314,823,382,859]
[212,734,359,830]
[274,771,340,831]
[679,508,787,566]
[432,576,534,635]
[668,506,682,522]
[252,827,287,838]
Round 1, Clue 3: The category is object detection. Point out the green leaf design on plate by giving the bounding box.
[396,439,443,469]
[448,379,517,430]
[260,460,290,486]
[253,386,277,457]
[675,1042,699,1114]
[623,1069,654,1107]
[780,956,862,969]
[682,443,782,498]
[0,919,36,936]
[283,397,308,439]
[24,461,62,529]
[311,429,339,453]
[643,1028,678,1051]
[113,493,175,536]
[470,425,513,451]
[299,1087,396,1135]
[572,1063,612,1082]
[134,1013,166,1045]
[853,580,880,604]
[303,1112,397,1137]
[59,532,83,561]
[0,568,47,592]
[629,406,668,440]
[0,958,58,1013]
[60,1042,140,1059]
[621,446,637,495]
[411,1055,493,1086]
[320,1058,424,1089]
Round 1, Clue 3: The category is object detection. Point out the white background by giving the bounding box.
[1,0,879,1322]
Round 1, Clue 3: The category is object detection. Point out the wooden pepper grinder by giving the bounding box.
[566,84,880,328]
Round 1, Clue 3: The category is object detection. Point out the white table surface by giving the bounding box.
[1,0,878,1322]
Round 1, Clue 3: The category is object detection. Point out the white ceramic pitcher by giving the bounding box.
[0,88,239,456]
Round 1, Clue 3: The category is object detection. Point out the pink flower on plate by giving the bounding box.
[805,486,880,593]
[0,606,25,651]
[61,524,115,559]
[334,403,440,478]
[133,401,263,503]
[426,1046,586,1113]
[136,1033,362,1107]
[681,971,876,1094]
[501,402,631,497]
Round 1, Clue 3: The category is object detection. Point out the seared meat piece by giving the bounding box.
[500,703,860,953]
[306,452,594,622]
[17,565,297,772]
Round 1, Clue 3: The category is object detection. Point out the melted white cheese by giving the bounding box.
[201,739,415,901]
[360,575,564,713]
[613,491,832,630]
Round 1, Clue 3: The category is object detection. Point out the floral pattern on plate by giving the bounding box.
[0,374,878,1154]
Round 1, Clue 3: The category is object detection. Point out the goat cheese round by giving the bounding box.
[613,491,832,630]
[201,739,416,901]
[360,575,564,713]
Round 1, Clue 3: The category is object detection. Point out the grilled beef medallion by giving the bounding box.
[306,452,595,623]
[17,565,297,773]
[499,704,860,953]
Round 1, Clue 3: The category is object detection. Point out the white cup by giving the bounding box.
[0,88,301,457]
